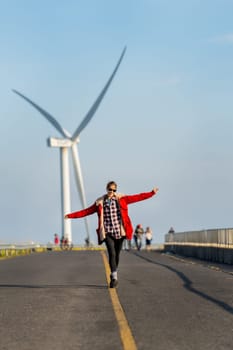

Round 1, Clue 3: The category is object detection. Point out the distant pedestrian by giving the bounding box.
[60,236,70,250]
[168,227,175,234]
[60,236,64,249]
[123,237,132,251]
[145,226,153,250]
[168,227,175,241]
[54,233,60,246]
[65,181,159,288]
[168,226,175,253]
[126,238,132,251]
[134,224,144,250]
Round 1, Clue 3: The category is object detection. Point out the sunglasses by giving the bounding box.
[108,188,117,192]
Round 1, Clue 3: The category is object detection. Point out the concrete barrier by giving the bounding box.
[0,245,47,259]
[0,244,107,258]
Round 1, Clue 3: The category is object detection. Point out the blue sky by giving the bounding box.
[1,0,233,245]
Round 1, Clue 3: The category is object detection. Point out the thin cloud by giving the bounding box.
[154,75,181,87]
[210,33,233,44]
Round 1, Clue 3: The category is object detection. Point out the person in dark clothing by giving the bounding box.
[134,224,144,250]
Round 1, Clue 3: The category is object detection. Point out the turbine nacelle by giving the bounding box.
[48,137,80,148]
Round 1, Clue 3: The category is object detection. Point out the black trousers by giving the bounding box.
[104,235,124,273]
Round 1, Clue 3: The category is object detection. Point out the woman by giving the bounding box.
[145,226,153,251]
[65,181,159,288]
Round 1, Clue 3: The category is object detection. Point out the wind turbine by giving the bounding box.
[13,47,126,245]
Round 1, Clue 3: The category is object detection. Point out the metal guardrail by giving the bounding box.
[164,228,233,264]
[164,228,233,248]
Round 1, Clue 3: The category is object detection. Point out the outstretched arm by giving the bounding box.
[65,203,97,219]
[124,187,159,205]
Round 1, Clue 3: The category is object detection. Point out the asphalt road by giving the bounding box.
[0,250,232,350]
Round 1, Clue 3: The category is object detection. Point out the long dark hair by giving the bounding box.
[106,181,117,190]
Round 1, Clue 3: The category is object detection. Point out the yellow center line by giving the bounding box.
[101,250,137,350]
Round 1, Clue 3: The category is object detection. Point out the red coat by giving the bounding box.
[66,190,156,244]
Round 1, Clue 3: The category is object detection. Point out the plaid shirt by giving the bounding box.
[103,196,121,239]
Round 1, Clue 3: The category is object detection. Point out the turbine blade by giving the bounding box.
[71,144,87,208]
[12,89,71,138]
[71,144,91,241]
[71,46,127,141]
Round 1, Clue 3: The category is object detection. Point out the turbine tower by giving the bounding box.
[13,47,126,245]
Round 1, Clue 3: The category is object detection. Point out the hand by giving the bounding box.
[152,187,159,194]
[64,214,69,219]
